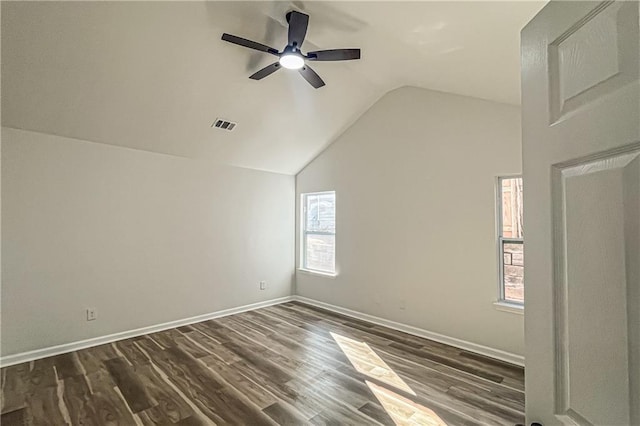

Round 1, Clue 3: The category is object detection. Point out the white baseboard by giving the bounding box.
[0,296,293,367]
[292,295,525,367]
[1,294,524,368]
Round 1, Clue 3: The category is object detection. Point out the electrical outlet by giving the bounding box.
[399,300,406,310]
[86,308,97,321]
[259,281,267,290]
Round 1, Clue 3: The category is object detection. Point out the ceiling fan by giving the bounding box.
[221,11,361,89]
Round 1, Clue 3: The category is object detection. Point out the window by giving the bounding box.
[301,191,336,274]
[497,177,524,304]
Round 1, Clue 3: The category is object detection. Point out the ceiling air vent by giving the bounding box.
[212,118,237,131]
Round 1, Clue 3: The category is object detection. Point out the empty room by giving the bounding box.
[1,1,638,425]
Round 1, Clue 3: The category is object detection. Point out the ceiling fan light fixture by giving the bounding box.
[279,53,304,70]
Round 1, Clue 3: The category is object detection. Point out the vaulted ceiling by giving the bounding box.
[1,1,545,174]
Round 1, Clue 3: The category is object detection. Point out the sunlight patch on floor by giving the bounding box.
[366,381,448,426]
[331,332,415,395]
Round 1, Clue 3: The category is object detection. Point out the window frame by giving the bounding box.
[300,191,336,276]
[496,176,524,306]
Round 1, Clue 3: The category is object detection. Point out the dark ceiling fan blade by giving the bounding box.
[298,65,325,89]
[249,62,282,80]
[287,11,309,48]
[221,33,279,56]
[307,49,361,61]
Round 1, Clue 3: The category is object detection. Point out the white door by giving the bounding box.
[521,1,639,425]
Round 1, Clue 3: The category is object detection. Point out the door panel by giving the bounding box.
[553,148,640,425]
[548,2,638,123]
[521,1,639,424]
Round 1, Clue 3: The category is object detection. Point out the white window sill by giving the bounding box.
[297,268,337,279]
[493,301,524,315]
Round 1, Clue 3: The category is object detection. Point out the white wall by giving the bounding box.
[1,127,294,356]
[295,86,524,356]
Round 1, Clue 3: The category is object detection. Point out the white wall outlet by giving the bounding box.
[86,308,97,321]
[399,300,406,310]
[259,281,267,290]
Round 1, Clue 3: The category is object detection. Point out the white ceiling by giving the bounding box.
[1,1,545,175]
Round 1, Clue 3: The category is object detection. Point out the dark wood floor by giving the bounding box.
[1,302,524,425]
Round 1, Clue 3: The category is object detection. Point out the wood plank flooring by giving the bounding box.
[1,302,524,425]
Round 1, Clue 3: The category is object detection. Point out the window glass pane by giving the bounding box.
[305,193,336,233]
[503,241,524,303]
[305,234,335,272]
[501,178,524,238]
[302,191,336,274]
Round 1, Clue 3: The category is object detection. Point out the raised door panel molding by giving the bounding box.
[549,1,639,123]
[552,143,640,425]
